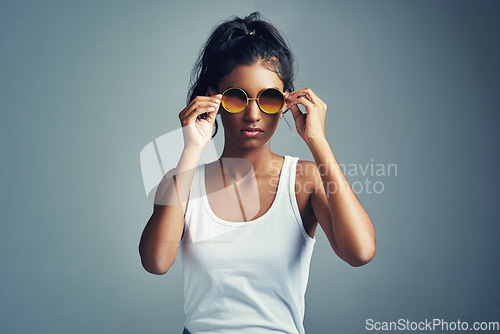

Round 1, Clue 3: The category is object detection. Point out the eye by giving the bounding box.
[221,88,248,113]
[258,88,285,114]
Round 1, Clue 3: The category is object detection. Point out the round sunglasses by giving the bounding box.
[220,87,285,114]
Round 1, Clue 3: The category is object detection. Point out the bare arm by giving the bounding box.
[139,148,203,275]
[308,140,376,266]
[138,93,222,275]
[285,88,376,267]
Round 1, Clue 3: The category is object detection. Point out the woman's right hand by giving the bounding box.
[178,94,222,151]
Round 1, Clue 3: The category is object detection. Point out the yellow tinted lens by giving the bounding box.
[259,88,284,114]
[222,88,247,113]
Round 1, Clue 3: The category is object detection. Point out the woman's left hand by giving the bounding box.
[284,88,327,144]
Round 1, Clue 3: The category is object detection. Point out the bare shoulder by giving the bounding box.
[295,160,321,194]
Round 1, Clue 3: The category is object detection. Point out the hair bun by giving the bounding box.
[227,27,256,41]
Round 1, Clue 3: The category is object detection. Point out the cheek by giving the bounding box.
[269,115,281,128]
[219,114,240,132]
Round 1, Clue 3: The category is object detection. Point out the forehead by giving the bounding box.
[218,63,284,94]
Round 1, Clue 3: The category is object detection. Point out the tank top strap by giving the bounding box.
[283,155,313,241]
[273,154,298,219]
[282,155,298,196]
[278,155,291,194]
[282,155,299,209]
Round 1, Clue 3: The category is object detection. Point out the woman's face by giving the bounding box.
[214,62,286,151]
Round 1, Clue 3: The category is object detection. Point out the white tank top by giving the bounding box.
[180,155,316,334]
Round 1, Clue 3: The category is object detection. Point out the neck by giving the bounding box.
[219,142,280,178]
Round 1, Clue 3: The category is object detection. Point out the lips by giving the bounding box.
[241,127,263,132]
[241,127,263,138]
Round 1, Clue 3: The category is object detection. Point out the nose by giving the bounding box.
[244,98,261,122]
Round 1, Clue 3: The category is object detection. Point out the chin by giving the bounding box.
[227,132,271,150]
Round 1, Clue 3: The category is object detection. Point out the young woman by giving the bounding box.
[139,12,376,334]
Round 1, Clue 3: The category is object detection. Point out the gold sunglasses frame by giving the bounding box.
[220,87,285,114]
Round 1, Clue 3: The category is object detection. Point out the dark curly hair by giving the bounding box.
[187,12,296,138]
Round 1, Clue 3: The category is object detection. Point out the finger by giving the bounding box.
[184,104,218,126]
[287,96,315,114]
[179,95,221,117]
[179,97,221,121]
[285,88,319,104]
[189,97,221,118]
[288,91,327,111]
[285,89,311,102]
[180,105,216,126]
[288,104,303,122]
[202,106,219,123]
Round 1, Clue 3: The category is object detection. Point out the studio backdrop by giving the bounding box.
[1,0,499,333]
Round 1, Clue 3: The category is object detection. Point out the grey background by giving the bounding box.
[1,0,499,333]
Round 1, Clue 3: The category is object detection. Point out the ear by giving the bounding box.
[280,103,287,116]
[207,86,217,96]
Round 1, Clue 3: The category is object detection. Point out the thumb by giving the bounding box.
[289,104,302,122]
